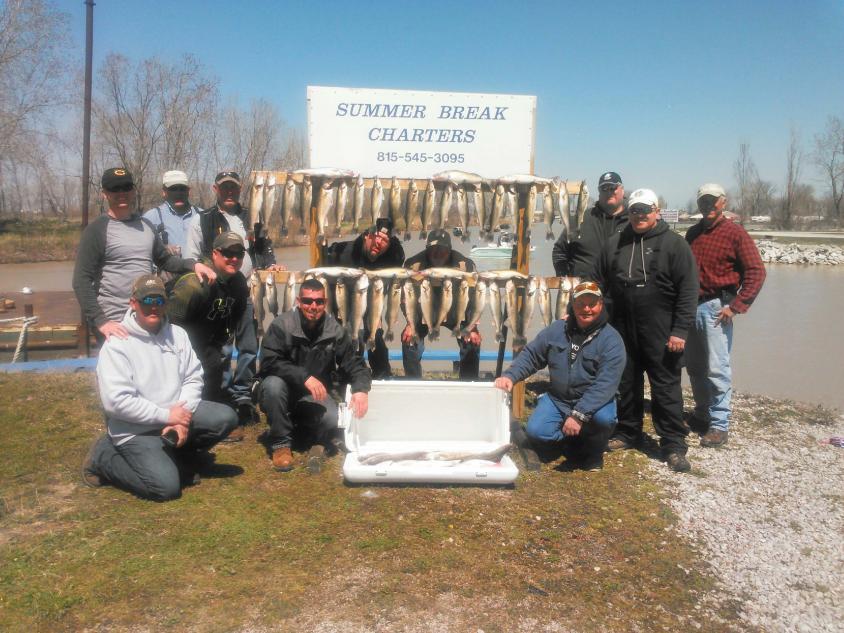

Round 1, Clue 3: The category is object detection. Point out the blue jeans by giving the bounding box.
[222,299,258,408]
[89,401,238,501]
[402,324,480,380]
[685,298,733,432]
[526,393,616,457]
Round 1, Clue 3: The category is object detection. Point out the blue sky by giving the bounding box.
[64,0,844,207]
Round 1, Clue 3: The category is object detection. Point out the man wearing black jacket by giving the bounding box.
[553,171,628,277]
[258,278,371,472]
[167,231,249,408]
[185,171,279,429]
[325,217,405,378]
[401,229,480,380]
[592,188,699,472]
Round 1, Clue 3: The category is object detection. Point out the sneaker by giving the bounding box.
[307,445,326,474]
[700,429,728,448]
[666,452,691,473]
[222,425,245,443]
[81,440,104,488]
[272,446,294,472]
[606,436,634,452]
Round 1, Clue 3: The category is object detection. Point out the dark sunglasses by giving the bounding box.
[629,205,655,215]
[599,184,618,192]
[166,185,189,192]
[219,248,245,259]
[106,184,134,193]
[140,295,166,306]
[299,297,326,306]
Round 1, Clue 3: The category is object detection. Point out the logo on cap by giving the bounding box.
[114,169,126,176]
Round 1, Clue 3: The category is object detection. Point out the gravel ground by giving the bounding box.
[650,392,844,633]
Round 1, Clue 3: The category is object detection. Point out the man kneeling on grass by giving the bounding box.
[82,274,237,501]
[494,281,625,471]
[257,278,371,473]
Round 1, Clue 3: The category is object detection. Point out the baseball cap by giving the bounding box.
[370,217,394,236]
[131,274,167,301]
[214,171,242,186]
[598,172,622,187]
[627,188,659,210]
[101,168,134,191]
[426,228,452,249]
[572,280,603,300]
[697,183,726,200]
[212,231,246,251]
[163,170,189,188]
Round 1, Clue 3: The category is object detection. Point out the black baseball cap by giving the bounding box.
[102,168,134,191]
[214,171,241,186]
[426,229,452,249]
[598,172,622,188]
[370,217,394,236]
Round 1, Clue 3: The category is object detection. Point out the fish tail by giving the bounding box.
[384,330,394,342]
[281,227,289,237]
[419,230,427,239]
[404,231,411,241]
[546,230,554,241]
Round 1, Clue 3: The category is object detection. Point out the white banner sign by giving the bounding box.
[307,86,536,178]
[660,209,680,223]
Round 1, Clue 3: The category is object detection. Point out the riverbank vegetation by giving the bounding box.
[0,218,80,264]
[0,372,749,632]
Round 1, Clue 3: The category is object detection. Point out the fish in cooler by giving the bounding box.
[358,443,512,466]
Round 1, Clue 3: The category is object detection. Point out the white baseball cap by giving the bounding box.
[697,183,726,200]
[627,188,659,209]
[163,170,189,188]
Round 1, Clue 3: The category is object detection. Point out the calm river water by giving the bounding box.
[3,234,842,410]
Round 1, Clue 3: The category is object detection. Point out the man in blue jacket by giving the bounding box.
[494,281,625,470]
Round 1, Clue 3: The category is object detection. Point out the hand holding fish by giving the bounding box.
[350,392,368,418]
[400,323,415,345]
[194,262,217,285]
[462,329,481,346]
[494,376,513,392]
[304,376,328,401]
[561,416,582,437]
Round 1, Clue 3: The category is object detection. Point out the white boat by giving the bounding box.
[470,232,535,257]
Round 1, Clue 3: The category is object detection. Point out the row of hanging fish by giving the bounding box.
[248,170,589,245]
[249,267,582,349]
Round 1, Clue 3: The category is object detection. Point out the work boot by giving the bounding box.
[237,402,259,426]
[223,425,245,443]
[700,429,728,448]
[307,445,326,474]
[665,452,691,473]
[606,436,635,452]
[272,447,294,472]
[81,438,104,488]
[685,412,710,435]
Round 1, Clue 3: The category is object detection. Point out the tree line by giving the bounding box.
[1,1,841,228]
[0,0,305,220]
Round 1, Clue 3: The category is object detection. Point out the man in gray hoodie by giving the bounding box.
[81,274,237,501]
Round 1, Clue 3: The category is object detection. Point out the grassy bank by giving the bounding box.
[0,373,750,632]
[0,218,80,264]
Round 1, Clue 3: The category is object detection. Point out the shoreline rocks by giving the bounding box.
[755,239,844,265]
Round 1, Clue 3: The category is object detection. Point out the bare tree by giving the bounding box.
[733,143,760,220]
[0,0,72,216]
[812,115,844,224]
[93,53,220,211]
[779,128,802,230]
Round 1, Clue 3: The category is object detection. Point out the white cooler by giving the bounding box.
[339,380,519,485]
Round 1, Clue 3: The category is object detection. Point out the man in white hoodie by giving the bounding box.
[81,274,238,501]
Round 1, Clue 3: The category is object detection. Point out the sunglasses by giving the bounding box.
[140,295,166,306]
[599,184,618,192]
[219,248,245,259]
[629,205,655,215]
[106,184,134,193]
[299,297,326,306]
[574,281,601,294]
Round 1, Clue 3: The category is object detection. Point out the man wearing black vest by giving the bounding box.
[592,188,698,473]
[185,171,279,438]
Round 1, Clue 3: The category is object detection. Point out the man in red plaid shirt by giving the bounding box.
[684,184,766,447]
